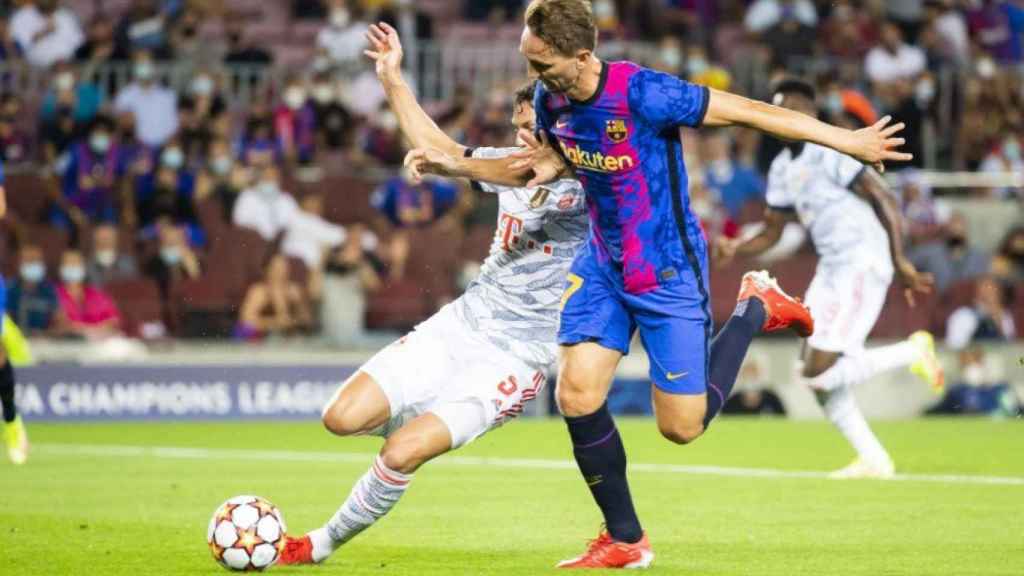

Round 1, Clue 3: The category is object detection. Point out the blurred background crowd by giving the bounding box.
[0,0,1019,410]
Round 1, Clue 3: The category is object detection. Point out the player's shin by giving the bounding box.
[804,341,920,392]
[312,455,413,562]
[565,403,643,544]
[0,359,16,423]
[703,298,767,426]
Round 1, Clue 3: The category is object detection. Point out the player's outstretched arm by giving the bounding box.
[852,168,934,306]
[703,89,912,172]
[716,208,792,266]
[404,148,533,187]
[365,22,464,158]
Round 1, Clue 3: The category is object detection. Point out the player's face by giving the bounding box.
[519,28,582,94]
[511,102,536,146]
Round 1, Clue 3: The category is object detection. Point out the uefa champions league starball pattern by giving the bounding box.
[207,495,287,571]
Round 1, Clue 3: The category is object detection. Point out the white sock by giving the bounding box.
[806,341,920,391]
[311,455,413,562]
[818,385,890,464]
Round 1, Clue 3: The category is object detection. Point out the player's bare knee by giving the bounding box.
[321,398,365,436]
[556,385,604,418]
[380,436,426,475]
[658,421,705,445]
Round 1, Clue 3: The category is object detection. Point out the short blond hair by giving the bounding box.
[525,0,597,56]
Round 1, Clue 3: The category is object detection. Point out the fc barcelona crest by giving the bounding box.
[606,119,628,143]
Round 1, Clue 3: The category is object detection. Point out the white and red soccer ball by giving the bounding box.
[207,495,287,571]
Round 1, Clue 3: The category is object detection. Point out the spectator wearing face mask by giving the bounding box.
[86,224,138,287]
[309,74,354,151]
[945,276,1016,350]
[202,137,248,222]
[362,103,404,166]
[134,140,200,242]
[926,346,1017,416]
[978,130,1024,199]
[39,61,102,128]
[113,50,179,148]
[7,245,59,336]
[178,71,227,164]
[702,129,764,220]
[54,249,122,340]
[52,114,121,228]
[274,80,317,166]
[232,165,299,241]
[144,221,201,302]
[910,211,990,292]
[317,0,369,68]
[10,0,85,69]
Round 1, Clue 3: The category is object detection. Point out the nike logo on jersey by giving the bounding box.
[585,475,604,486]
[556,119,569,129]
[666,371,689,381]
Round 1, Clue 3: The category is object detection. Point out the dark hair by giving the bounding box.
[525,0,597,56]
[771,77,817,102]
[513,81,538,107]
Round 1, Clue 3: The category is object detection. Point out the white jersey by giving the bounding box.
[451,147,589,371]
[766,143,892,274]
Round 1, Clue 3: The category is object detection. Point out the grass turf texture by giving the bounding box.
[2,418,1022,575]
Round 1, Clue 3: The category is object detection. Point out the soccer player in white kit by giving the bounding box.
[717,79,945,479]
[278,23,589,564]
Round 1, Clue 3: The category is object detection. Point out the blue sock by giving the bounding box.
[564,403,642,544]
[704,298,766,427]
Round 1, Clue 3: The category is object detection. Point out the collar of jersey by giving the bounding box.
[569,60,609,107]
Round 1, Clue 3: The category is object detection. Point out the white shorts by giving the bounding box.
[804,264,892,354]
[357,304,547,449]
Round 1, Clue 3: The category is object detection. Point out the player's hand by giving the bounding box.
[895,258,933,307]
[364,22,404,85]
[404,148,457,183]
[509,130,569,187]
[849,116,914,173]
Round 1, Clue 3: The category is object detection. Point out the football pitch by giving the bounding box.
[2,418,1022,575]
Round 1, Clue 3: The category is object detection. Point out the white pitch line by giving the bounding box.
[34,443,1024,487]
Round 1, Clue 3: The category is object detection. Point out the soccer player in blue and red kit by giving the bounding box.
[0,160,28,465]
[405,0,912,568]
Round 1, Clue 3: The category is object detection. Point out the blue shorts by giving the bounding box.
[558,247,712,395]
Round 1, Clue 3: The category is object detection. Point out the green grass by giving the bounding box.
[2,418,1023,575]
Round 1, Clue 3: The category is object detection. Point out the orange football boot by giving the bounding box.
[277,535,315,566]
[556,528,654,569]
[737,270,814,337]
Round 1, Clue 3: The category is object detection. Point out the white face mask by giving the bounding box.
[55,72,75,92]
[20,262,45,283]
[962,363,986,387]
[312,84,334,104]
[825,92,844,115]
[134,61,155,81]
[661,47,682,70]
[257,180,279,196]
[60,265,85,284]
[211,155,232,176]
[160,247,181,265]
[191,75,214,96]
[687,57,708,77]
[377,111,398,132]
[284,88,306,110]
[95,249,117,267]
[162,147,185,169]
[90,132,112,154]
[330,9,350,28]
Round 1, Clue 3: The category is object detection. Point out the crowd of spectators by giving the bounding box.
[0,0,1017,365]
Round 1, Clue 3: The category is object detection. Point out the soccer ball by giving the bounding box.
[207,495,287,572]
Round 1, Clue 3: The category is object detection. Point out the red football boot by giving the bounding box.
[277,535,315,566]
[556,528,654,569]
[737,270,814,337]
